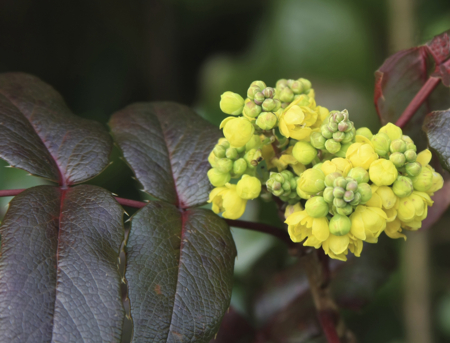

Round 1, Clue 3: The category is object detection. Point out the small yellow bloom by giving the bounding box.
[236,175,261,200]
[207,168,230,187]
[350,205,388,243]
[379,122,402,141]
[322,233,363,261]
[427,168,444,195]
[321,158,353,177]
[292,141,317,165]
[220,116,255,148]
[286,210,329,243]
[384,218,406,240]
[397,191,433,230]
[365,185,397,210]
[369,159,398,186]
[220,91,245,115]
[297,168,325,196]
[285,202,303,219]
[208,184,247,219]
[346,142,378,170]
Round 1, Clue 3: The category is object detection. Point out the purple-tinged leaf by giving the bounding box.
[0,73,112,185]
[126,202,236,343]
[423,110,450,172]
[0,185,125,342]
[109,102,221,208]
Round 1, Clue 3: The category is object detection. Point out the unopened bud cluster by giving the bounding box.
[208,76,443,262]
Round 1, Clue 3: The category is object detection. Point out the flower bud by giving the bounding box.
[220,91,245,115]
[412,166,433,192]
[305,196,329,218]
[226,147,238,160]
[349,192,361,206]
[357,183,372,203]
[390,139,407,153]
[327,121,338,132]
[356,127,373,140]
[389,152,406,168]
[290,80,303,94]
[334,111,345,123]
[262,87,275,98]
[221,117,255,148]
[299,78,312,92]
[216,158,233,173]
[323,187,334,203]
[237,175,261,199]
[321,126,333,139]
[310,131,326,149]
[343,190,354,202]
[333,131,346,142]
[379,122,402,141]
[233,158,247,176]
[333,187,345,199]
[334,198,347,208]
[208,151,218,168]
[293,141,317,165]
[213,145,226,158]
[334,177,347,189]
[405,162,421,177]
[337,121,349,132]
[348,167,369,183]
[218,138,230,149]
[245,135,262,151]
[329,214,351,236]
[243,101,262,118]
[336,205,353,216]
[276,79,288,91]
[325,172,343,187]
[279,88,294,102]
[346,180,358,192]
[254,92,265,105]
[406,142,417,152]
[369,159,398,186]
[325,139,341,154]
[404,150,417,162]
[428,171,444,194]
[297,168,325,195]
[247,85,261,100]
[262,99,276,112]
[256,112,278,130]
[392,176,414,198]
[208,168,231,187]
[402,135,414,144]
[342,131,355,144]
[250,80,266,90]
[371,133,391,157]
[346,142,378,170]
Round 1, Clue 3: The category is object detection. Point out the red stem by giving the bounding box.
[318,311,341,343]
[0,189,26,197]
[395,76,441,128]
[115,197,146,209]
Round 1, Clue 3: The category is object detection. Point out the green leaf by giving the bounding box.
[109,102,221,208]
[0,72,112,185]
[126,201,236,343]
[0,185,126,342]
[423,110,450,172]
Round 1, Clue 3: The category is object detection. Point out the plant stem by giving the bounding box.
[395,76,441,128]
[0,189,26,197]
[115,197,146,209]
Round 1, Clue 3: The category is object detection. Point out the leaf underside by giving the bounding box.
[0,185,125,342]
[423,110,450,172]
[109,102,221,208]
[126,201,236,343]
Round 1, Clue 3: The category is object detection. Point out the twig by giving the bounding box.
[0,189,26,197]
[115,197,146,209]
[395,76,441,128]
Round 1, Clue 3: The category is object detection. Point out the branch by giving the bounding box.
[395,76,441,128]
[0,189,26,197]
[225,219,297,248]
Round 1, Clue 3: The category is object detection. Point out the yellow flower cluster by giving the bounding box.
[207,78,444,261]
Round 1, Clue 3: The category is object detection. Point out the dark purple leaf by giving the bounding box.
[0,73,112,185]
[109,102,221,208]
[423,110,450,172]
[0,185,125,342]
[125,201,236,343]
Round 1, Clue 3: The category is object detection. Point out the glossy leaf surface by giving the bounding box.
[109,102,221,208]
[126,201,236,343]
[0,185,125,342]
[0,73,112,185]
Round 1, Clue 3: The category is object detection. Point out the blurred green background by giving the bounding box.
[1,0,450,342]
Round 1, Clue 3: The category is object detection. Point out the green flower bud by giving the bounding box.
[349,192,361,206]
[405,162,421,177]
[290,80,303,94]
[305,196,329,218]
[329,214,351,236]
[402,135,413,144]
[237,175,261,200]
[323,187,334,203]
[262,87,275,98]
[250,80,266,90]
[389,152,406,168]
[262,99,276,112]
[371,132,391,157]
[233,158,247,175]
[297,168,326,195]
[333,198,346,208]
[216,158,233,173]
[276,79,288,91]
[327,121,338,132]
[390,139,406,153]
[343,190,354,202]
[404,149,417,162]
[271,172,285,183]
[218,138,230,149]
[266,178,281,191]
[342,131,355,144]
[334,142,352,158]
[321,126,333,139]
[357,183,372,203]
[348,167,369,184]
[334,111,345,123]
[208,168,231,187]
[325,172,343,187]
[247,85,260,100]
[325,139,341,154]
[220,91,245,115]
[273,99,282,111]
[226,147,238,160]
[243,101,262,118]
[333,131,346,142]
[256,112,278,130]
[300,78,312,91]
[279,87,294,102]
[310,131,326,149]
[254,92,265,105]
[213,145,226,158]
[244,149,262,168]
[334,177,347,189]
[412,166,433,192]
[336,205,353,216]
[245,135,262,151]
[338,121,350,132]
[333,187,345,199]
[355,127,373,140]
[406,142,417,152]
[393,176,414,198]
[346,180,358,192]
[292,141,317,165]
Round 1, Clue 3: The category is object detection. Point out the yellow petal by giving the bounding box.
[328,234,349,255]
[416,149,432,167]
[312,217,330,241]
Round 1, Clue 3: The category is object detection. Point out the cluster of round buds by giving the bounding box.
[275,78,312,107]
[244,81,281,130]
[310,110,355,155]
[266,170,300,203]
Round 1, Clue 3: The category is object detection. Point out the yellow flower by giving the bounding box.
[284,202,303,219]
[236,175,261,199]
[297,168,325,197]
[264,146,307,175]
[207,168,231,187]
[427,168,444,195]
[350,205,388,243]
[369,159,398,186]
[286,210,329,244]
[379,122,402,141]
[365,185,397,210]
[220,116,255,148]
[384,218,406,240]
[396,191,433,230]
[292,141,317,165]
[346,142,378,170]
[278,95,318,140]
[321,158,353,177]
[208,184,247,219]
[220,91,245,115]
[322,234,363,261]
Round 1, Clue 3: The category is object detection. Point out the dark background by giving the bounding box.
[1,0,450,342]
